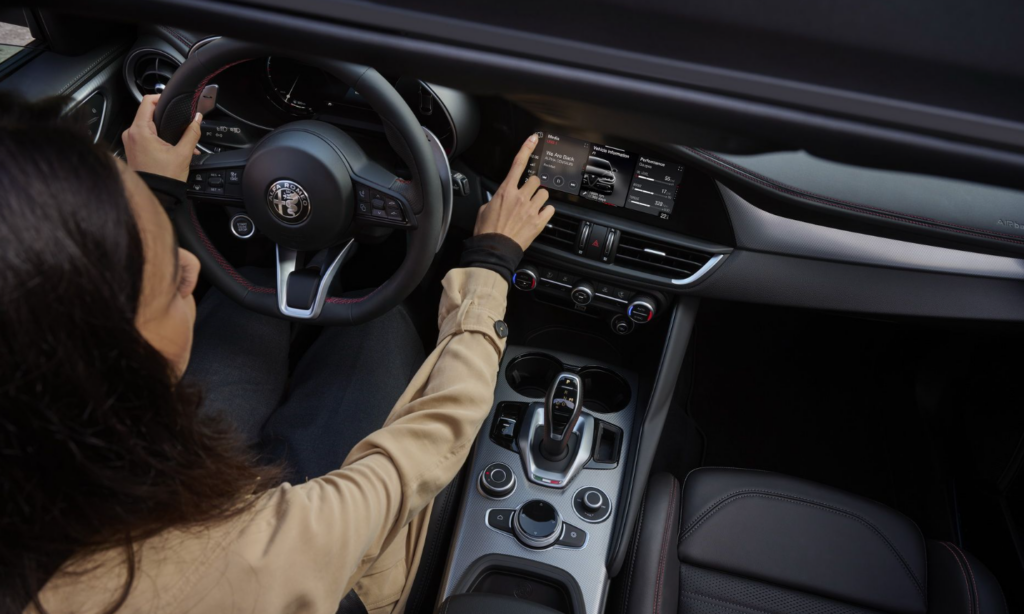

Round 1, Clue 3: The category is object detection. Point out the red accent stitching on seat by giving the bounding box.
[950,542,981,614]
[940,541,974,614]
[654,478,677,614]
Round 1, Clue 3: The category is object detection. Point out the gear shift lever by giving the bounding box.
[540,372,584,461]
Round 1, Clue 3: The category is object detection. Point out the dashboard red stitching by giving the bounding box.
[686,147,1024,247]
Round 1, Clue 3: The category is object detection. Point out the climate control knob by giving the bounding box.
[570,281,594,305]
[627,294,657,323]
[512,265,538,291]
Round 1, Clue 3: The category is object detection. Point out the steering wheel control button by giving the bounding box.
[570,281,594,306]
[556,522,587,549]
[487,508,515,534]
[479,462,516,499]
[356,185,370,202]
[514,500,563,549]
[573,487,612,523]
[627,294,657,323]
[227,169,241,184]
[513,265,538,291]
[230,214,256,240]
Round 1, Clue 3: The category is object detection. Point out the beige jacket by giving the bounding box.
[33,267,509,614]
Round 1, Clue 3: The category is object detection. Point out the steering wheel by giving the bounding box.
[153,38,444,326]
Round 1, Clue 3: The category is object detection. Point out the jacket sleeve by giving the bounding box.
[221,267,509,612]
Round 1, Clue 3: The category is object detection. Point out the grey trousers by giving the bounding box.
[183,287,426,482]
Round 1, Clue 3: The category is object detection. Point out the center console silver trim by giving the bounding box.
[518,403,596,489]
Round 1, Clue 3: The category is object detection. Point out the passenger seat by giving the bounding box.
[618,468,1007,614]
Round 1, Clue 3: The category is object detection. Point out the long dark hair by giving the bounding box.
[0,95,278,613]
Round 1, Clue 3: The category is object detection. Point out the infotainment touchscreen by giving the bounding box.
[524,131,685,221]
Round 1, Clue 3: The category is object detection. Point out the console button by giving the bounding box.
[556,523,587,549]
[583,225,609,260]
[487,508,515,534]
[479,462,516,499]
[611,314,634,336]
[573,487,612,523]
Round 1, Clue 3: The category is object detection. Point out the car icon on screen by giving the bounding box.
[582,156,615,195]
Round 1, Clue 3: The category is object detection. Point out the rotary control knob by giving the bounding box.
[512,265,538,291]
[514,499,563,548]
[573,487,612,523]
[626,294,657,323]
[570,281,594,305]
[479,462,516,499]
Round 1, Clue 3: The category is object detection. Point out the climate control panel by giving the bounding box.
[512,261,662,332]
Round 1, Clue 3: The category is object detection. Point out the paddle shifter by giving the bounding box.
[540,372,584,461]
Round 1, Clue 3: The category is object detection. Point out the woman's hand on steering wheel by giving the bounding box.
[123,95,203,182]
[474,134,555,250]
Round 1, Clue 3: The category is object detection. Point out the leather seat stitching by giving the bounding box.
[939,541,973,614]
[680,491,925,599]
[654,478,678,614]
[952,543,981,614]
[622,492,647,613]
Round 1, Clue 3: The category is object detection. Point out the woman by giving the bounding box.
[0,94,552,613]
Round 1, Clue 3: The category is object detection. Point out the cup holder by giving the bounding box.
[579,367,631,414]
[505,354,631,413]
[505,353,564,398]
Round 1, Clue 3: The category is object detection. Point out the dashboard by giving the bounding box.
[100,30,1024,324]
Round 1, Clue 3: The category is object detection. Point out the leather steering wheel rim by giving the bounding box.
[153,38,442,326]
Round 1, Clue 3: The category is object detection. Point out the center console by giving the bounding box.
[439,347,638,614]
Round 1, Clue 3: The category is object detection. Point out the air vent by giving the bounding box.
[615,233,714,279]
[125,49,181,102]
[536,212,580,252]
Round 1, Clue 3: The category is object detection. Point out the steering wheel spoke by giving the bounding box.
[276,240,357,319]
[186,148,249,206]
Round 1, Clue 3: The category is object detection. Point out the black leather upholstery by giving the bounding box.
[437,593,561,614]
[612,472,681,614]
[619,469,1007,614]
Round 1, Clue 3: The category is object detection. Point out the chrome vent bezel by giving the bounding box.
[123,48,181,103]
[614,232,715,280]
